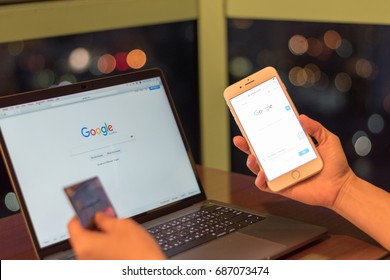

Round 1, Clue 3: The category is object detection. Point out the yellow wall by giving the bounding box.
[1,0,390,171]
[227,0,390,24]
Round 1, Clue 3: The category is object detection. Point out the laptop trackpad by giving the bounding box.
[171,232,286,260]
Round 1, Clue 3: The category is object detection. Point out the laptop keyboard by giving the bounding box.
[147,205,266,257]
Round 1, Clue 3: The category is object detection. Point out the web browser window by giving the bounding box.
[0,77,201,248]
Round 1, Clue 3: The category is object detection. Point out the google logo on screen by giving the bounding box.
[81,123,115,137]
[254,104,273,116]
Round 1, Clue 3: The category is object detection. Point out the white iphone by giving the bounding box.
[224,67,323,192]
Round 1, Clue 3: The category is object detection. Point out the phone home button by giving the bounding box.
[291,170,300,180]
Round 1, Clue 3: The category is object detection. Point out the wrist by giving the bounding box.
[329,169,358,212]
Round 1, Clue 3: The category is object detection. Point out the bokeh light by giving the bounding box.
[367,113,384,134]
[127,49,147,69]
[307,38,323,57]
[289,66,307,87]
[88,56,102,76]
[59,73,77,85]
[231,19,254,29]
[356,58,373,79]
[334,72,352,92]
[115,52,129,71]
[7,41,24,56]
[305,64,321,85]
[288,35,308,56]
[97,54,116,74]
[289,64,322,87]
[5,192,19,212]
[352,130,367,145]
[352,130,372,156]
[229,56,253,78]
[69,47,91,73]
[354,136,372,156]
[35,69,55,88]
[323,30,342,50]
[336,39,353,58]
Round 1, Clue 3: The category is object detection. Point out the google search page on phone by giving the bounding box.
[231,77,317,180]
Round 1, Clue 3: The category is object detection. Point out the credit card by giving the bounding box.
[64,176,116,230]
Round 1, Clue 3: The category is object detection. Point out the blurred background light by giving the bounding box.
[115,52,129,71]
[126,49,147,69]
[289,66,306,87]
[231,19,254,29]
[323,30,342,50]
[4,192,19,212]
[88,56,102,76]
[97,54,116,74]
[7,41,24,56]
[304,64,321,85]
[59,73,77,85]
[334,72,352,92]
[69,47,91,73]
[307,38,323,57]
[35,69,55,88]
[352,130,368,145]
[336,39,353,58]
[229,56,253,78]
[355,58,374,79]
[352,131,372,156]
[288,34,308,56]
[367,113,385,134]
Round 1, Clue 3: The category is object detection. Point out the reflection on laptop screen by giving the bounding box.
[0,76,201,248]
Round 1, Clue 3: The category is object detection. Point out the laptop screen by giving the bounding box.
[0,71,202,249]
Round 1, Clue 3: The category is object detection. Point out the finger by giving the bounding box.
[68,216,84,237]
[94,212,118,232]
[247,154,260,174]
[233,136,251,155]
[299,114,331,146]
[254,171,268,191]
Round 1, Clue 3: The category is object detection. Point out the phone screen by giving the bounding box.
[230,77,318,181]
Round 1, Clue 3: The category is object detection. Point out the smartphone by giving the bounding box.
[224,67,323,192]
[64,176,117,230]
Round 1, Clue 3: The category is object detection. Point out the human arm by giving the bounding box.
[233,114,390,250]
[67,212,166,259]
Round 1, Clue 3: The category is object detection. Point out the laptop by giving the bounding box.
[0,68,327,260]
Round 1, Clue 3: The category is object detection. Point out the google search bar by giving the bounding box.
[71,134,135,156]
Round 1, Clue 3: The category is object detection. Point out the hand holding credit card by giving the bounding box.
[64,177,117,230]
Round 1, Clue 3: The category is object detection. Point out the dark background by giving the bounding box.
[228,19,390,193]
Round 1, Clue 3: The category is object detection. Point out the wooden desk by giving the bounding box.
[1,166,389,260]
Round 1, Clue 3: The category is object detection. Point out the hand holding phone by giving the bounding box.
[224,67,323,192]
[64,177,117,230]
